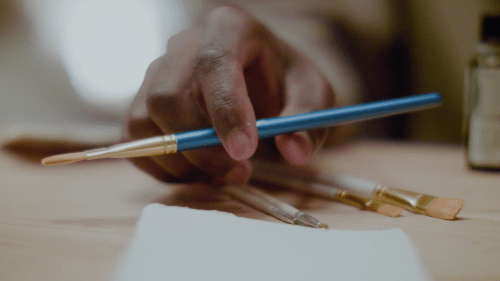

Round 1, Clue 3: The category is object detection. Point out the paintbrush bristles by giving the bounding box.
[41,152,87,166]
[318,222,328,229]
[425,198,464,220]
[376,204,404,218]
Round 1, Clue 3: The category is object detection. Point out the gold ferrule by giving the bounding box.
[335,191,389,213]
[334,191,366,209]
[373,185,436,214]
[86,135,177,160]
[363,199,390,213]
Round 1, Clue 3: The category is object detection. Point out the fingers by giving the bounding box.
[146,76,252,184]
[275,60,336,166]
[124,56,207,182]
[146,36,253,184]
[125,76,205,181]
[195,45,258,161]
[127,109,203,181]
[123,112,176,182]
[124,6,336,184]
[197,6,330,169]
[194,7,267,161]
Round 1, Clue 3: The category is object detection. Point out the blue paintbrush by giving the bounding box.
[42,93,441,165]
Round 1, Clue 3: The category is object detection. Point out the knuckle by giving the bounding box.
[146,85,182,114]
[128,105,149,125]
[166,30,189,51]
[195,45,228,74]
[166,33,181,50]
[145,56,164,76]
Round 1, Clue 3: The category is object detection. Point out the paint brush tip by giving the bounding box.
[318,222,329,229]
[41,152,87,166]
[425,198,464,220]
[376,203,405,217]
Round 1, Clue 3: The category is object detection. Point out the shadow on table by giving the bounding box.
[154,182,333,221]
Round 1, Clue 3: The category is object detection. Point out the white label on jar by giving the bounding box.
[477,69,500,115]
[468,114,500,165]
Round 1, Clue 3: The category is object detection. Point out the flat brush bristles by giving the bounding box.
[374,186,465,220]
[375,204,404,218]
[41,152,87,166]
[425,198,464,220]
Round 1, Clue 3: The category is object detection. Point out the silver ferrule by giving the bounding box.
[269,206,295,224]
[293,212,326,228]
[86,134,177,160]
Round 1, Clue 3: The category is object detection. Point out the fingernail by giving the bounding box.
[224,128,252,160]
[224,162,251,185]
[279,133,313,166]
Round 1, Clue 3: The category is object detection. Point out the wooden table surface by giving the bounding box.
[1,141,499,281]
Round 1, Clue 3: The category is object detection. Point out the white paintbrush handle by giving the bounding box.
[317,174,378,198]
[252,160,378,197]
[242,185,299,215]
[252,172,341,200]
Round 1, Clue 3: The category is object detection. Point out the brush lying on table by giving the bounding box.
[252,171,404,218]
[252,161,464,220]
[223,184,328,228]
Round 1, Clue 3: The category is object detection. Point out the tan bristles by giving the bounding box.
[376,204,404,217]
[318,223,328,229]
[41,152,87,166]
[425,198,464,220]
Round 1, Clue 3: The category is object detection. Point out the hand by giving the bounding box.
[123,6,336,185]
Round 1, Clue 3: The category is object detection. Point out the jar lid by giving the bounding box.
[482,15,500,44]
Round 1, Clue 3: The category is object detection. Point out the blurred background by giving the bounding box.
[1,0,499,155]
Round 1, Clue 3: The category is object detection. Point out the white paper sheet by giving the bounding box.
[112,204,430,281]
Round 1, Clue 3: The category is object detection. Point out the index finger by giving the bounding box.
[194,7,275,161]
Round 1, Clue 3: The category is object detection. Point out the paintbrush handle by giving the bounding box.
[252,160,378,197]
[224,185,295,224]
[253,171,342,200]
[42,93,442,164]
[175,93,441,151]
[243,185,299,215]
[226,184,327,228]
[314,174,379,198]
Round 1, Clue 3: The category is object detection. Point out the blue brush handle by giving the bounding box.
[175,93,441,151]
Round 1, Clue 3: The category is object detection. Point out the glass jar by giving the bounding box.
[463,15,500,170]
